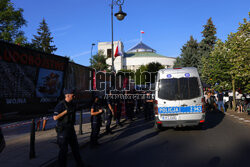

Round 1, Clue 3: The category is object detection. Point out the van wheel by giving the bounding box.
[154,123,162,131]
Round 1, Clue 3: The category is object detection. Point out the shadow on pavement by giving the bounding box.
[208,156,221,167]
[114,130,160,153]
[174,111,225,131]
[112,118,155,141]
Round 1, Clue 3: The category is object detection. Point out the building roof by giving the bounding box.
[124,52,175,59]
[127,42,156,53]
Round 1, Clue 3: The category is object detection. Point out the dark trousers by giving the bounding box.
[125,103,134,120]
[145,103,153,119]
[106,110,113,132]
[116,107,121,124]
[229,96,233,109]
[91,121,100,144]
[57,126,84,167]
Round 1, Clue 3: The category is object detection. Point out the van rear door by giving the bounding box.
[177,73,202,113]
[157,77,180,121]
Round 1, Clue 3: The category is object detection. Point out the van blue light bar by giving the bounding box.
[185,73,190,77]
[167,74,172,78]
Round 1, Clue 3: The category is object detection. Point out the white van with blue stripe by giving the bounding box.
[154,67,205,129]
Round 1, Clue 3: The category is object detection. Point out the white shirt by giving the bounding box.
[236,92,243,100]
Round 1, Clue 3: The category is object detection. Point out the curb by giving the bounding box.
[225,112,250,124]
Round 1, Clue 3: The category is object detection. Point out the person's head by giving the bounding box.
[94,96,99,103]
[64,89,75,102]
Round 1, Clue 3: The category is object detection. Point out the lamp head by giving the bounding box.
[114,5,127,21]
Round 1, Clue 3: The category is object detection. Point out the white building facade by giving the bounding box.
[98,41,176,71]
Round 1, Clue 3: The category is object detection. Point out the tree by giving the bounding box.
[225,15,250,110]
[32,18,57,54]
[64,56,74,63]
[90,51,109,71]
[135,62,164,84]
[146,62,165,83]
[0,0,27,44]
[199,17,217,77]
[146,62,165,73]
[135,65,147,85]
[202,14,250,110]
[174,36,199,68]
[173,56,182,68]
[202,40,231,90]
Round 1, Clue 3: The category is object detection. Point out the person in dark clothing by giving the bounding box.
[217,91,225,113]
[53,89,84,167]
[90,95,103,146]
[115,93,123,127]
[145,91,154,120]
[125,92,134,121]
[207,91,216,112]
[106,96,114,134]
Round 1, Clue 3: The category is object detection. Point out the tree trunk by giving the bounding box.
[232,78,236,111]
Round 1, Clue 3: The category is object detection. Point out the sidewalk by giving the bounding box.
[0,120,121,167]
[225,109,250,125]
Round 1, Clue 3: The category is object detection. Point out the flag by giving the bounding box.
[140,30,145,34]
[114,41,123,57]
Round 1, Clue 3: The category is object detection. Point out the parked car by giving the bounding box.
[0,127,5,153]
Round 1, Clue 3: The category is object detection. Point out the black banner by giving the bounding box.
[0,41,68,115]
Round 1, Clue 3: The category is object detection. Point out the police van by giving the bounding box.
[154,67,205,130]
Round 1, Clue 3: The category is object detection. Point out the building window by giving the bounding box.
[107,49,112,58]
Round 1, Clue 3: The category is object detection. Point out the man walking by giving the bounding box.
[106,91,114,134]
[217,90,226,113]
[53,89,85,167]
[90,95,103,146]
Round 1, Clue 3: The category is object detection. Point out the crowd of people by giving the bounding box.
[90,89,155,146]
[53,89,155,167]
[203,88,250,114]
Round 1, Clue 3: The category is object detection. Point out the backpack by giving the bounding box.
[209,96,215,104]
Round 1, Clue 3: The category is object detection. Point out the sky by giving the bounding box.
[11,0,250,67]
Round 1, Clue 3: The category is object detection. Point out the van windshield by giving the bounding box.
[158,77,201,100]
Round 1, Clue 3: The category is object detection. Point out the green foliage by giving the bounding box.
[199,17,217,75]
[173,56,182,68]
[200,14,249,110]
[146,62,165,83]
[135,65,147,85]
[200,17,217,50]
[174,36,199,68]
[135,62,164,84]
[146,62,165,73]
[202,40,231,90]
[32,18,57,54]
[90,50,110,71]
[0,0,26,43]
[225,16,250,93]
[201,14,249,94]
[64,56,74,63]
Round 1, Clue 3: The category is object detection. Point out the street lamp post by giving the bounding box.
[91,43,95,68]
[111,0,127,72]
